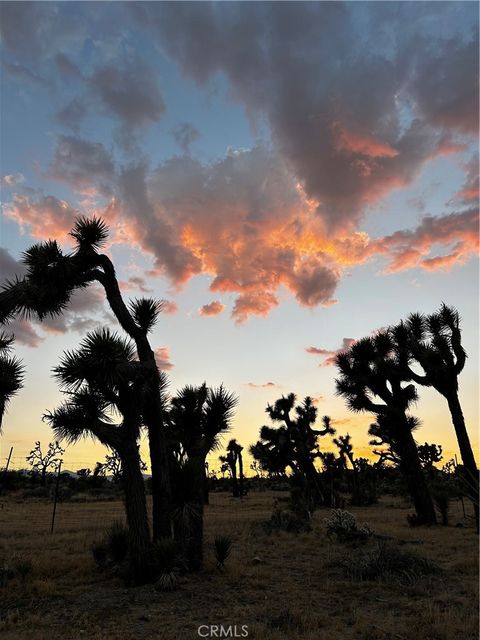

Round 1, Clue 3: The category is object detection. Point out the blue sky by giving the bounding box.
[0,1,478,472]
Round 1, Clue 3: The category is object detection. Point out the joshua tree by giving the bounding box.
[0,217,171,539]
[393,305,478,527]
[26,440,64,486]
[167,383,237,570]
[250,394,335,509]
[43,328,155,583]
[0,333,24,431]
[417,443,443,471]
[220,439,244,497]
[96,450,148,482]
[335,332,437,525]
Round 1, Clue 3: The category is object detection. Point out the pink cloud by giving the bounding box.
[154,347,174,371]
[246,382,277,389]
[199,301,225,317]
[306,338,356,366]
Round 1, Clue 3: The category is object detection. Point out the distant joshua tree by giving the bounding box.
[250,394,335,509]
[0,333,24,431]
[220,439,245,498]
[335,332,437,525]
[0,217,172,540]
[43,328,155,583]
[26,440,64,486]
[392,304,478,528]
[417,443,443,471]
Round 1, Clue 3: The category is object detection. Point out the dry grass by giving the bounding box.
[0,492,477,640]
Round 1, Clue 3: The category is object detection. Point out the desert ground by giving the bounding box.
[0,491,478,640]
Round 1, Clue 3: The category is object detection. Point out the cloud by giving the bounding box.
[154,347,174,371]
[49,135,115,194]
[119,276,153,294]
[162,300,178,315]
[374,207,479,273]
[55,53,83,80]
[1,173,25,188]
[55,97,88,132]
[450,155,479,206]
[172,122,200,152]
[4,192,80,239]
[199,301,225,317]
[2,61,50,88]
[3,318,43,348]
[306,338,356,366]
[136,2,477,230]
[89,61,165,129]
[246,382,277,389]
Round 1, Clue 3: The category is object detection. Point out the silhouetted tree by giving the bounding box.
[393,305,478,528]
[168,383,237,570]
[0,218,172,539]
[220,439,245,497]
[417,443,443,470]
[0,333,24,431]
[26,440,64,486]
[335,333,437,524]
[43,328,154,583]
[250,394,335,509]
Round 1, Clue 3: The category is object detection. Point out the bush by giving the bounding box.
[343,541,440,584]
[264,506,312,534]
[324,509,372,542]
[91,542,108,568]
[14,559,33,582]
[152,538,183,592]
[105,521,129,563]
[214,536,233,569]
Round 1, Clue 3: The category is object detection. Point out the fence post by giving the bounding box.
[51,460,62,534]
[4,447,13,472]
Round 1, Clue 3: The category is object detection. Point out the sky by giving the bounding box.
[0,1,478,474]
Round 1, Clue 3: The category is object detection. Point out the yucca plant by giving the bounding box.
[214,535,233,569]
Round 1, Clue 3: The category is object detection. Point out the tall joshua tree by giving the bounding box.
[44,328,154,583]
[168,383,237,570]
[393,305,478,527]
[0,217,171,539]
[0,333,24,431]
[335,332,437,525]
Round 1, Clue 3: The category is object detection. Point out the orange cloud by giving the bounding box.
[199,301,225,317]
[332,121,399,159]
[306,338,356,366]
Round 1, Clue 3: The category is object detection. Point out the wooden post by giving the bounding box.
[51,460,62,534]
[4,447,13,472]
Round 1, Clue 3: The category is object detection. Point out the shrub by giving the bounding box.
[0,564,15,588]
[152,538,184,592]
[91,542,108,568]
[14,559,33,583]
[343,541,440,584]
[324,509,372,542]
[105,521,129,563]
[214,535,233,569]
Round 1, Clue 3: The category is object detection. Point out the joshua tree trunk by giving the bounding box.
[231,461,239,497]
[446,391,479,530]
[119,443,152,584]
[185,456,205,571]
[238,451,244,498]
[395,424,437,525]
[203,465,209,505]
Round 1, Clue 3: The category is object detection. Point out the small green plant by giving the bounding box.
[324,509,372,542]
[214,535,233,569]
